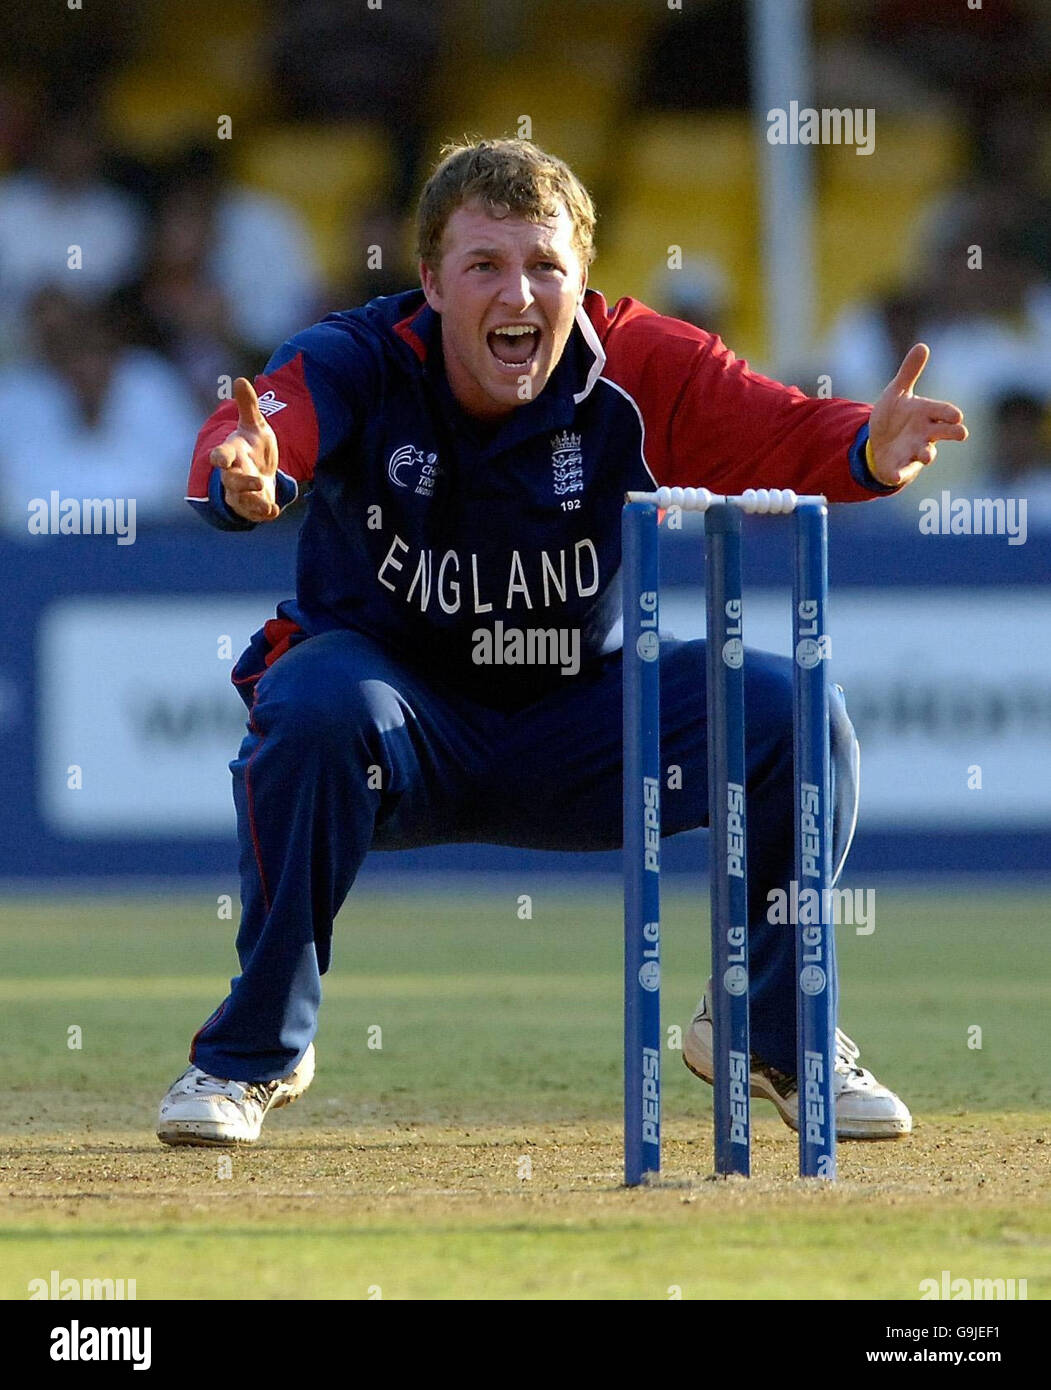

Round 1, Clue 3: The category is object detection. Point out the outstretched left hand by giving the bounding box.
[867,343,968,488]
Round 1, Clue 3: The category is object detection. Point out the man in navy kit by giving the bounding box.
[158,140,966,1147]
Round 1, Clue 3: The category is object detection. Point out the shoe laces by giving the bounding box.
[754,1031,864,1093]
[183,1068,276,1110]
[704,994,866,1086]
[752,1055,797,1099]
[834,1029,864,1078]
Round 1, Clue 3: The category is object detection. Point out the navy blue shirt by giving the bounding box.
[187,288,885,707]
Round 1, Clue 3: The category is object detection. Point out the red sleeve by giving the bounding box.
[595,296,881,502]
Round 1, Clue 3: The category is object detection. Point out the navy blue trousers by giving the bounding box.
[190,630,859,1081]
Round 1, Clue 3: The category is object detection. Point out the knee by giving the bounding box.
[829,681,859,772]
[748,659,856,752]
[745,653,795,750]
[254,645,407,755]
[829,683,861,876]
[744,661,859,801]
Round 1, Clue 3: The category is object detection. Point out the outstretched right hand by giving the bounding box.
[211,377,281,523]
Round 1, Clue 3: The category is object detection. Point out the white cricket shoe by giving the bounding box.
[157,1044,315,1146]
[684,994,911,1139]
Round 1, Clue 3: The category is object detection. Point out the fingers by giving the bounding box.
[218,469,265,496]
[920,400,964,425]
[209,440,242,471]
[231,495,280,523]
[223,477,279,522]
[210,438,268,476]
[902,410,968,448]
[209,399,278,521]
[892,342,930,396]
[897,438,947,469]
[896,395,968,448]
[210,446,264,495]
[911,396,967,429]
[928,422,968,443]
[889,439,940,471]
[233,376,266,432]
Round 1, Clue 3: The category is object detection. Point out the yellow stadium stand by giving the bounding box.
[596,115,765,357]
[104,0,267,156]
[620,114,757,202]
[147,0,264,60]
[233,124,394,281]
[815,116,963,326]
[437,58,626,192]
[819,114,964,191]
[104,64,259,157]
[815,187,930,329]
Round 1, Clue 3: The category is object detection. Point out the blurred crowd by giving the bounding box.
[816,89,1051,519]
[1,0,1050,536]
[0,91,420,533]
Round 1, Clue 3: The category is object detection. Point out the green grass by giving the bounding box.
[0,882,1048,1299]
[0,883,1046,1123]
[5,1207,1048,1301]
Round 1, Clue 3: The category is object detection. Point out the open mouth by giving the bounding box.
[487,325,541,369]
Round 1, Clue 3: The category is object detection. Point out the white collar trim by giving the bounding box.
[573,300,607,404]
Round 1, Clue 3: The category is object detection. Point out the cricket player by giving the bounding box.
[158,140,966,1147]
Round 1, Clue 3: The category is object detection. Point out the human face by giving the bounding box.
[419,199,588,420]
